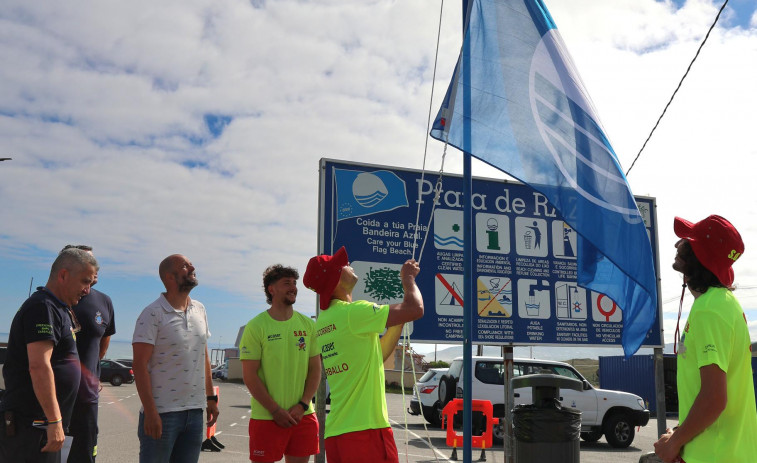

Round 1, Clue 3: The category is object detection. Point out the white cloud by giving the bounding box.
[1,0,756,334]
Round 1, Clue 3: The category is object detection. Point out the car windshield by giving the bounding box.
[552,366,583,381]
[519,363,584,381]
[418,370,437,383]
[448,360,464,378]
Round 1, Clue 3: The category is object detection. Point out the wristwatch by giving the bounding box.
[298,400,309,411]
[207,395,219,402]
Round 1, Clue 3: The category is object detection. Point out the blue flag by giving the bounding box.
[334,168,409,221]
[430,0,658,356]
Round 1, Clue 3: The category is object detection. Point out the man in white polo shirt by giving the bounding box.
[132,254,219,463]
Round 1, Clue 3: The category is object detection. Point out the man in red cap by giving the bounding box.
[304,247,423,463]
[654,215,757,463]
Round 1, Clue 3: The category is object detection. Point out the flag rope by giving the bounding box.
[412,0,450,266]
[399,0,448,461]
[626,0,729,176]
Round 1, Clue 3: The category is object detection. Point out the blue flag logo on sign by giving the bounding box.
[334,168,409,221]
[430,0,658,356]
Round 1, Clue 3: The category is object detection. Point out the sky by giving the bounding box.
[2,0,757,355]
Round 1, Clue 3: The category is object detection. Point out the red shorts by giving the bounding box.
[249,413,319,462]
[324,427,398,463]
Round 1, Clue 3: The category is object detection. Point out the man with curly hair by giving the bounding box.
[654,215,757,463]
[239,265,321,463]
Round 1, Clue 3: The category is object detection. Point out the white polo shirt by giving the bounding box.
[132,294,210,413]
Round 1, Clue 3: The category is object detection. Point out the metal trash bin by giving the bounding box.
[511,374,583,463]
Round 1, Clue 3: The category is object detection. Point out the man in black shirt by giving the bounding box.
[62,245,115,463]
[0,248,98,463]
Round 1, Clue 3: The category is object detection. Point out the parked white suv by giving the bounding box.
[408,368,448,426]
[438,356,649,448]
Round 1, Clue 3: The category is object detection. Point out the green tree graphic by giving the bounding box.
[364,266,403,302]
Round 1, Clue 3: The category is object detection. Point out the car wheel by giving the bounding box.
[492,421,505,445]
[580,430,603,442]
[435,403,444,427]
[438,376,449,404]
[422,403,442,427]
[603,413,634,448]
[438,376,456,405]
[110,375,123,387]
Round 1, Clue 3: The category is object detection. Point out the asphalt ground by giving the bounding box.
[95,380,673,463]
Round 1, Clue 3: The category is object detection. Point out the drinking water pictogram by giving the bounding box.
[517,279,551,319]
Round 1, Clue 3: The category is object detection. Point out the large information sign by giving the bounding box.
[318,159,662,347]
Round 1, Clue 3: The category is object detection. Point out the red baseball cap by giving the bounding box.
[303,246,349,311]
[674,215,744,286]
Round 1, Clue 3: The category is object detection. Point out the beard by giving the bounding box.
[179,276,199,292]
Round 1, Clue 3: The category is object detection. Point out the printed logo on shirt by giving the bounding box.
[321,342,337,360]
[36,323,52,335]
[317,324,337,337]
[703,344,717,354]
[267,333,282,342]
[325,362,349,376]
[253,450,266,457]
[293,330,307,337]
[95,311,103,325]
[296,336,306,351]
[373,303,381,313]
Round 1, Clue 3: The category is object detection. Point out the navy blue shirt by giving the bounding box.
[72,288,116,403]
[0,288,81,429]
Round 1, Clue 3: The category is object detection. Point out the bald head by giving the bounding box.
[159,254,198,293]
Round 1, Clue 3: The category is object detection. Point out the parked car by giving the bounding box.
[115,358,133,368]
[212,363,228,380]
[99,359,134,386]
[408,368,448,426]
[438,356,650,448]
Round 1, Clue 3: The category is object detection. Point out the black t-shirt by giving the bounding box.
[0,288,81,429]
[72,288,116,403]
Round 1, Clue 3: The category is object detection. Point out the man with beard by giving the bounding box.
[0,247,97,463]
[654,216,757,463]
[132,254,219,463]
[62,245,116,463]
[239,265,321,463]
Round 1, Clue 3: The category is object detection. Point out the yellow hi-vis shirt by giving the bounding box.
[316,299,390,438]
[677,287,757,463]
[239,310,318,419]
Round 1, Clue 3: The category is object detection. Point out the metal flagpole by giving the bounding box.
[461,1,473,462]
